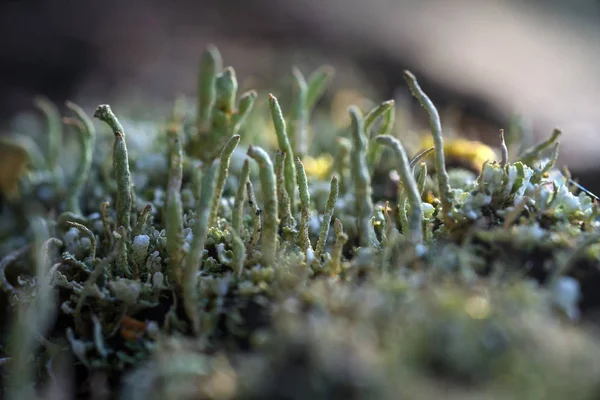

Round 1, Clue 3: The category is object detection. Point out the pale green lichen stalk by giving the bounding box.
[246,180,262,251]
[232,159,250,235]
[269,94,297,212]
[232,90,257,134]
[64,101,96,215]
[295,157,313,257]
[94,104,132,235]
[184,159,220,334]
[499,129,509,168]
[315,175,339,260]
[330,218,348,274]
[376,135,423,244]
[287,66,334,159]
[192,48,256,162]
[208,134,241,227]
[288,68,308,161]
[365,99,395,171]
[403,70,452,224]
[34,95,62,181]
[275,150,295,231]
[132,203,152,237]
[197,44,222,131]
[409,146,434,169]
[519,128,561,165]
[165,126,185,285]
[247,146,279,265]
[65,221,97,261]
[349,106,374,248]
[332,137,351,193]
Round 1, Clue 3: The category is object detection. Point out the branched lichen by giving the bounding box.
[193,55,255,163]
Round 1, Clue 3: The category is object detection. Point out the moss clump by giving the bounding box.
[1,45,600,400]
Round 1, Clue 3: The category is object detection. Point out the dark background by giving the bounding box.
[2,0,600,190]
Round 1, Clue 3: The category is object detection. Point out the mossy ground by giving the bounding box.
[1,46,600,400]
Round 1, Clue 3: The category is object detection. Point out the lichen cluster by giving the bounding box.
[2,45,600,400]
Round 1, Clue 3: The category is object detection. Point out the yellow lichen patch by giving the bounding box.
[424,191,437,204]
[419,136,498,173]
[302,153,334,180]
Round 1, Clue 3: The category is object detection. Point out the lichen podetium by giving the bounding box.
[2,44,600,400]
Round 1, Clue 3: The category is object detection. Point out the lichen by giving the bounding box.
[1,44,600,400]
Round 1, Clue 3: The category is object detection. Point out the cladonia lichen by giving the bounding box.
[1,45,600,400]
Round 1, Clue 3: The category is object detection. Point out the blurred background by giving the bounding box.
[2,0,600,190]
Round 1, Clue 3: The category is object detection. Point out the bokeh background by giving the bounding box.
[2,0,600,190]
